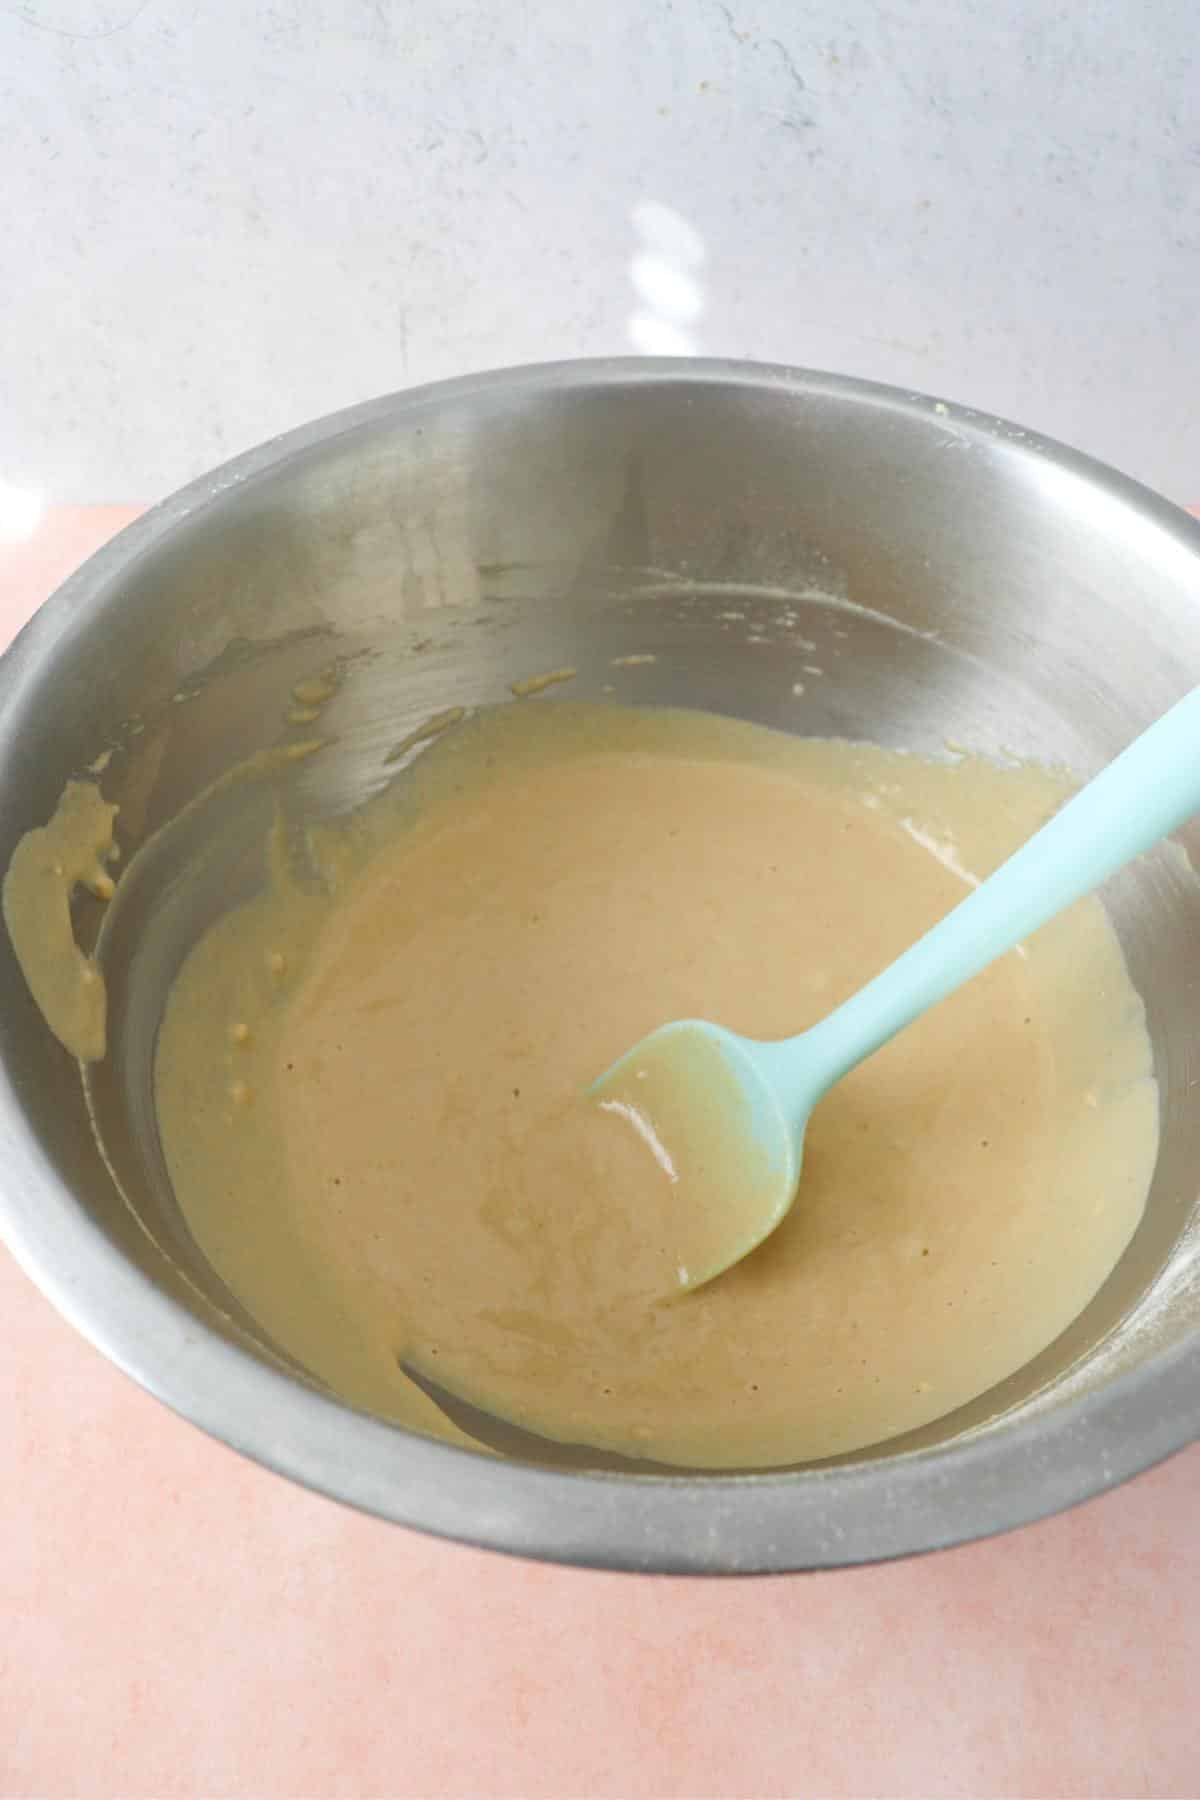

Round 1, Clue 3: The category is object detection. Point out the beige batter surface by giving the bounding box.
[3,780,120,1062]
[154,703,1158,1468]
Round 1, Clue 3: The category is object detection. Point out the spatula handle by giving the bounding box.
[795,685,1200,1093]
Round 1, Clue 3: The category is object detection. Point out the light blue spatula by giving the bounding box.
[591,687,1200,1293]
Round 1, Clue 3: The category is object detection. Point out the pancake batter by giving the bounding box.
[154,703,1158,1468]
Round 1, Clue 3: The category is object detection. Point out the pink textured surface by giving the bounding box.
[2,510,1199,1800]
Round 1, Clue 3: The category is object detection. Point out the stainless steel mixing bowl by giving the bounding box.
[3,360,1200,1573]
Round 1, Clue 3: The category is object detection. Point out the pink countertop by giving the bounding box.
[2,509,1199,1800]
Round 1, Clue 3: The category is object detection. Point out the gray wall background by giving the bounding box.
[3,0,1198,503]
